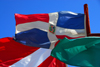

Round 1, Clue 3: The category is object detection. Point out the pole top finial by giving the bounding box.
[84,4,88,8]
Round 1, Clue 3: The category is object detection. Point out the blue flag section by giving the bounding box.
[15,28,51,49]
[57,11,84,29]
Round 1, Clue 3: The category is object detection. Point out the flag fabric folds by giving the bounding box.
[51,37,100,67]
[0,37,38,67]
[15,11,85,49]
[0,37,67,67]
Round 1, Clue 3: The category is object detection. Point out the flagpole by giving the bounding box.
[84,4,91,36]
[84,4,100,36]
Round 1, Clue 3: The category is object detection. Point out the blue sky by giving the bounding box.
[0,0,99,67]
[0,0,100,38]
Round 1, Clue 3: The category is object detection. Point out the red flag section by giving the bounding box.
[38,56,66,67]
[0,37,39,67]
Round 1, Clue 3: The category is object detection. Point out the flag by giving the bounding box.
[15,11,86,49]
[0,37,67,67]
[51,37,100,67]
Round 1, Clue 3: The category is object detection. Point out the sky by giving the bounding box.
[0,0,100,38]
[0,0,100,67]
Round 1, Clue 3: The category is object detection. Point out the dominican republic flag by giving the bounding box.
[0,11,85,67]
[15,11,86,49]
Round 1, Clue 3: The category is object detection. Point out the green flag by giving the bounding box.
[51,37,100,67]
